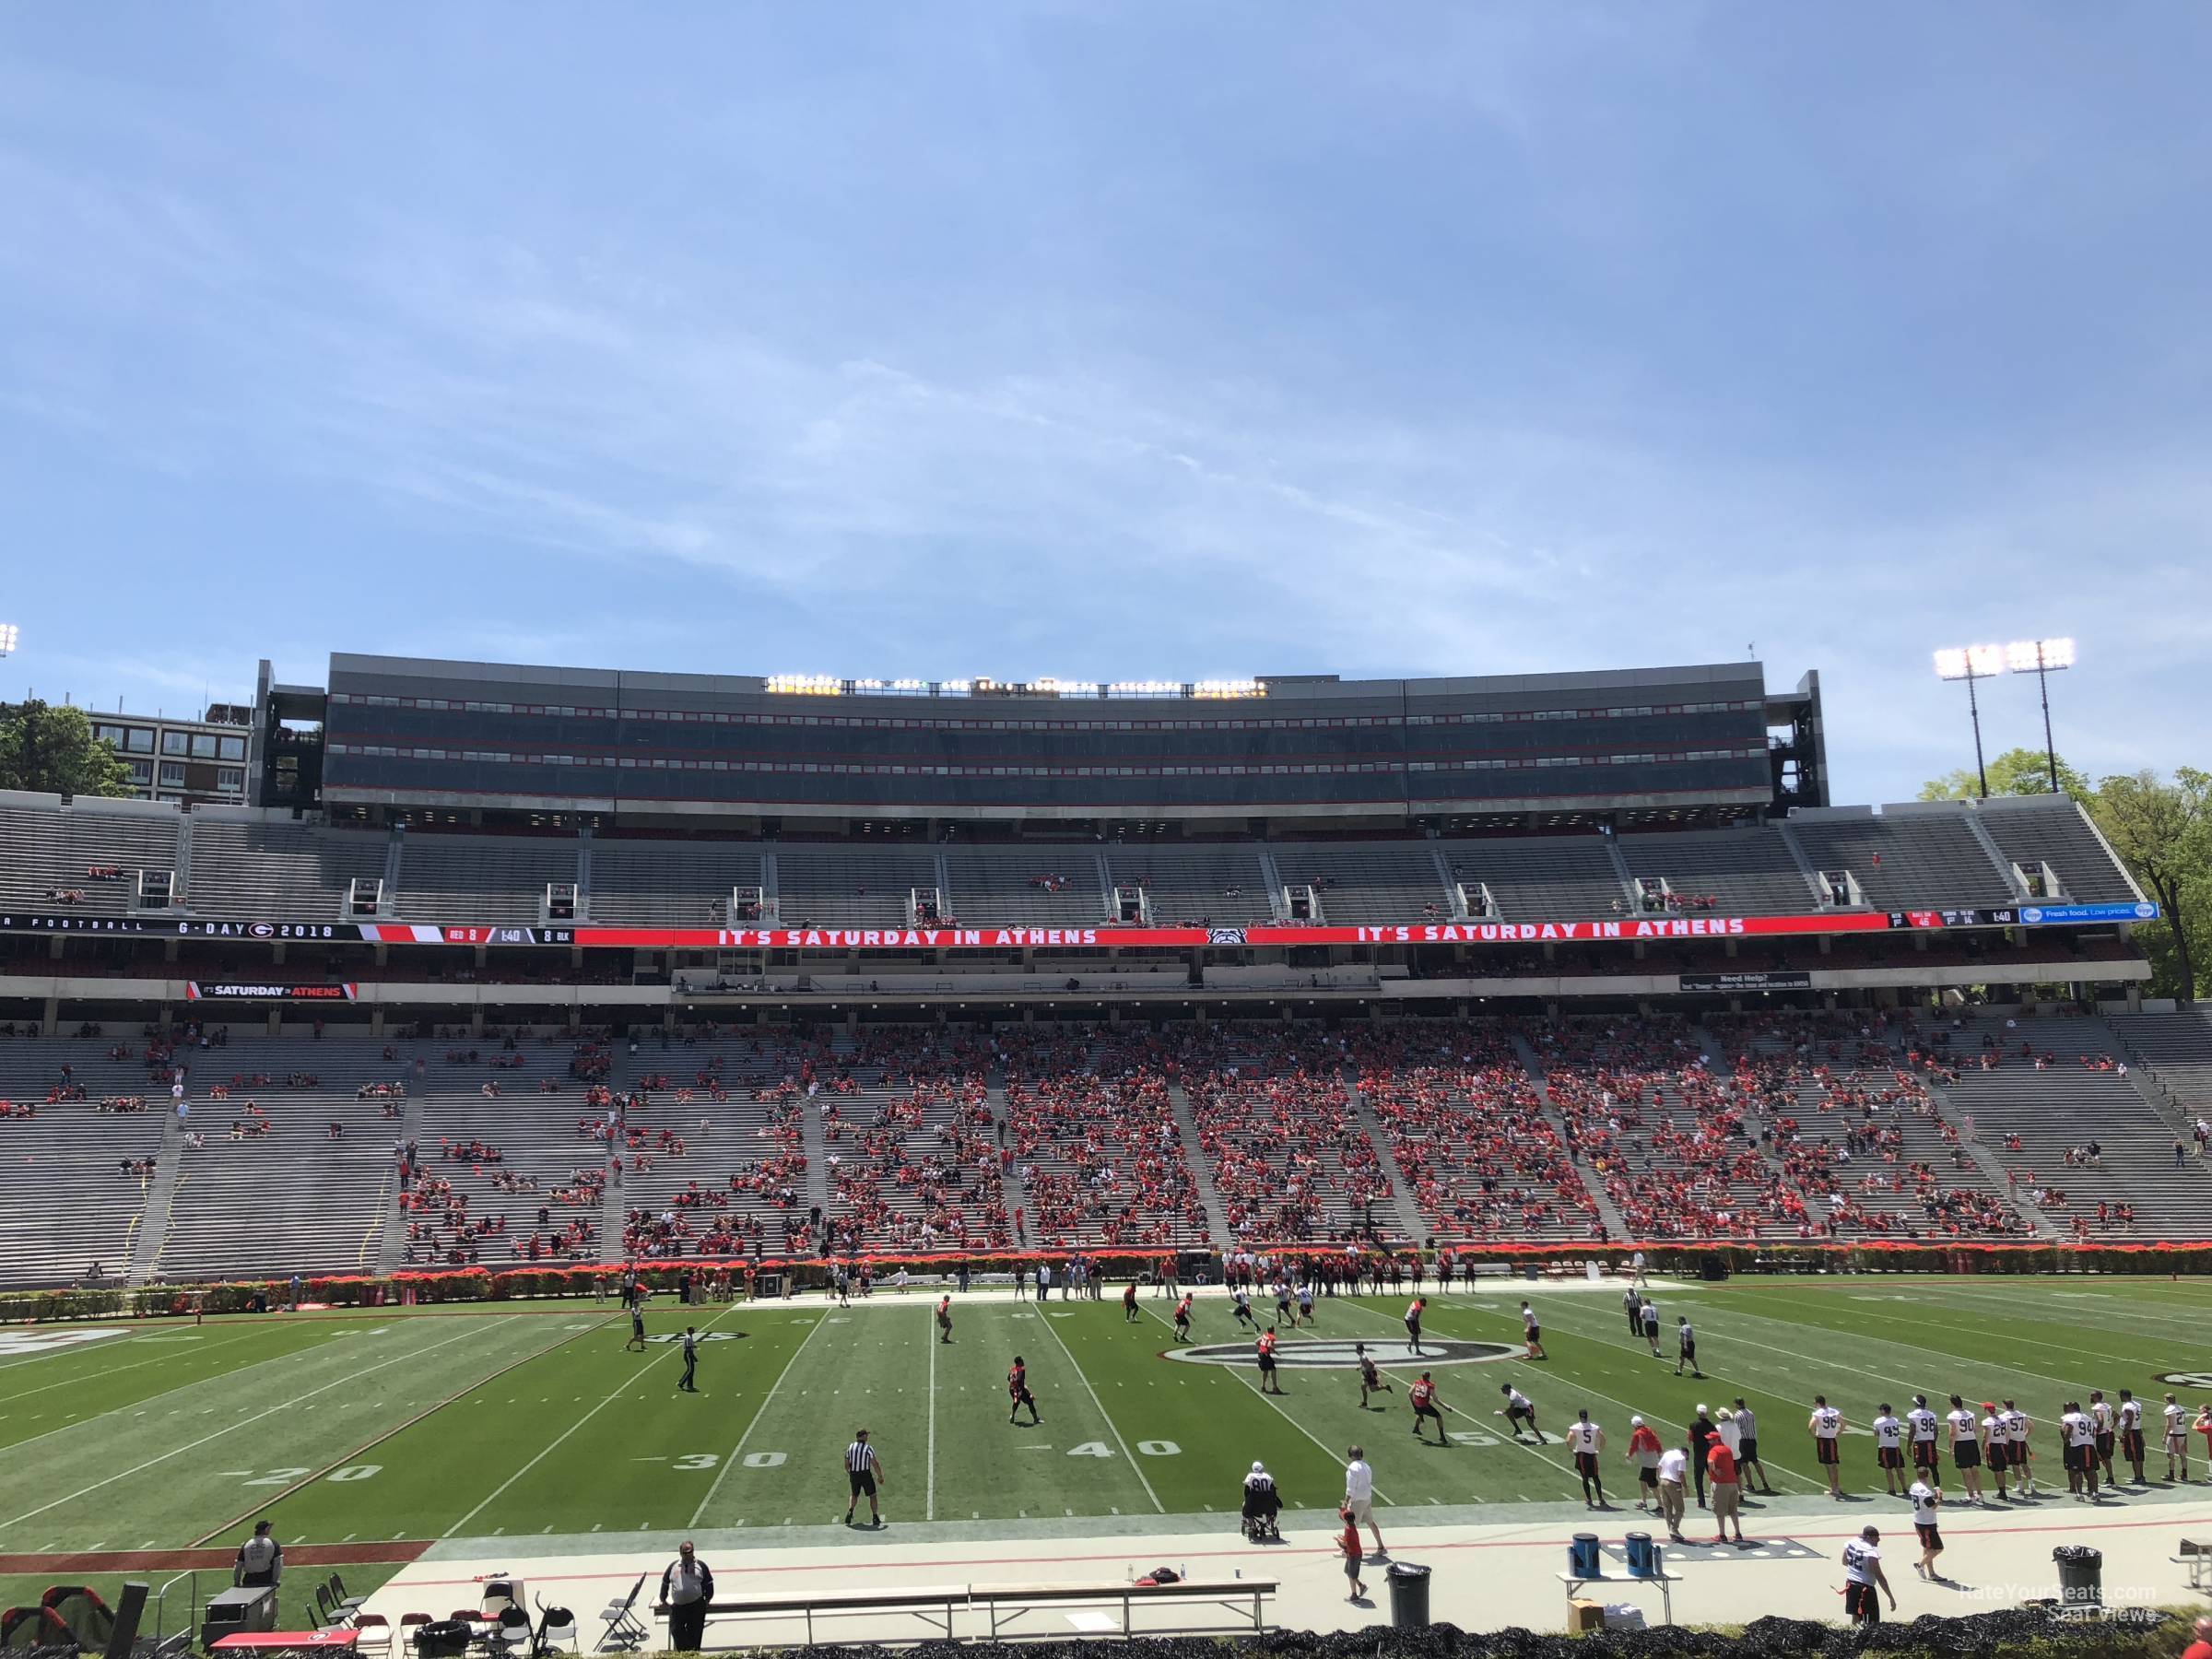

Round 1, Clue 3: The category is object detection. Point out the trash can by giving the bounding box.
[1386,1561,1431,1629]
[2053,1545,2102,1607]
[1569,1533,1602,1579]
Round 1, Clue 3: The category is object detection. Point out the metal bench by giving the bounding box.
[657,1586,965,1646]
[969,1577,1276,1640]
[2174,1538,2212,1591]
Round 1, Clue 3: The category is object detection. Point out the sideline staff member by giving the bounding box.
[234,1520,283,1611]
[660,1540,714,1653]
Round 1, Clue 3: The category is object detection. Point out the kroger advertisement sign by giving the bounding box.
[2018,902,2160,925]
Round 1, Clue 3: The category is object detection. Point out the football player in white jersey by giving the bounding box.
[2088,1390,2117,1487]
[1908,1477,1944,1580]
[1567,1408,1606,1509]
[1871,1403,1906,1497]
[1945,1394,1984,1503]
[1808,1394,1846,1499]
[1981,1402,2009,1501]
[2060,1400,2100,1502]
[2165,1393,2189,1483]
[2000,1400,2036,1495]
[1906,1394,1942,1492]
[2117,1389,2147,1487]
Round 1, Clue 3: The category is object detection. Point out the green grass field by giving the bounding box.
[5,1277,2211,1566]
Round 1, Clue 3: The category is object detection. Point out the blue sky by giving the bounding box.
[2,5,2206,805]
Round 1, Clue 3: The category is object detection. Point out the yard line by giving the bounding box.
[1400,1297,1823,1492]
[188,1313,617,1545]
[925,1307,937,1523]
[1135,1303,1392,1504]
[1280,1304,1579,1484]
[0,1328,269,1406]
[453,1303,741,1539]
[688,1312,830,1529]
[1037,1308,1162,1513]
[0,1317,506,1535]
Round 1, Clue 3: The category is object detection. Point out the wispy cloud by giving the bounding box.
[0,5,2206,804]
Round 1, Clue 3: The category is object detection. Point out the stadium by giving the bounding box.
[2,646,2208,1653]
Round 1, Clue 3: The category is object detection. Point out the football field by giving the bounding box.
[5,1277,2211,1569]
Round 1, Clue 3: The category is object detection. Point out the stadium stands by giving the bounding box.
[1268,844,1453,924]
[395,833,581,924]
[1788,807,2018,909]
[1441,836,1629,920]
[0,794,181,914]
[188,814,389,916]
[1618,825,1819,915]
[1910,1016,2212,1239]
[9,1004,2212,1286]
[0,1038,165,1286]
[1978,797,2146,904]
[998,1027,1210,1251]
[1099,848,1275,925]
[587,840,764,926]
[1353,1023,1601,1241]
[774,846,942,928]
[941,850,1106,927]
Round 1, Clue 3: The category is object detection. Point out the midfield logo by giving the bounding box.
[1163,1337,1512,1369]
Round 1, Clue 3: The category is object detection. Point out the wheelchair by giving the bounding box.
[1240,1480,1284,1543]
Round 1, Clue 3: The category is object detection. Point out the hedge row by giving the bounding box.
[7,1241,2212,1324]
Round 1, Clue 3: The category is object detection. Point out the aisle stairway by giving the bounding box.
[1163,1080,1235,1245]
[1511,1030,1632,1241]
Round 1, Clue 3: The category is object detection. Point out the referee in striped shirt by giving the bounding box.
[842,1429,887,1528]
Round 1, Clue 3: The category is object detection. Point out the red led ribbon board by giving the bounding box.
[569,911,1899,951]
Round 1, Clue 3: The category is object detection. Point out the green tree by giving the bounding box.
[0,700,134,798]
[2091,769,2212,1006]
[1918,747,2092,804]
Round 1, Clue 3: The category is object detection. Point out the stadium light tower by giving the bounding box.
[0,623,18,659]
[2005,638,2076,794]
[1933,644,2005,799]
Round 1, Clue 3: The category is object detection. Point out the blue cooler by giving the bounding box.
[1625,1533,1659,1578]
[1569,1533,1602,1578]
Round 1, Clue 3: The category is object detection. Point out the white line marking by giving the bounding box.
[0,1319,504,1534]
[688,1315,830,1528]
[925,1306,938,1523]
[450,1306,738,1538]
[1038,1309,1161,1512]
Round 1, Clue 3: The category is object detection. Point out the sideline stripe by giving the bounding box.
[453,1304,743,1538]
[1038,1305,1163,1513]
[0,1318,505,1535]
[687,1312,829,1529]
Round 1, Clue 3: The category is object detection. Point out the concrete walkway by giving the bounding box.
[365,1487,2212,1643]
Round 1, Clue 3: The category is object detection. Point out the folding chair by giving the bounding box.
[354,1614,394,1658]
[314,1587,338,1630]
[331,1575,368,1618]
[594,1576,649,1654]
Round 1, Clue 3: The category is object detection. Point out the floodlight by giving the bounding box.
[1933,643,2005,797]
[2004,639,2078,792]
[2004,638,2075,673]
